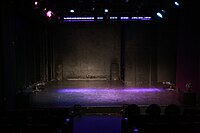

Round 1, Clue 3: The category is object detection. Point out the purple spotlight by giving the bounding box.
[65,118,70,123]
[46,11,53,18]
[133,127,139,133]
[124,117,128,121]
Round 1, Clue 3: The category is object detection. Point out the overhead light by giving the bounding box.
[156,10,165,19]
[34,1,38,6]
[104,9,109,13]
[174,1,180,6]
[46,11,53,18]
[70,9,75,13]
[156,12,163,18]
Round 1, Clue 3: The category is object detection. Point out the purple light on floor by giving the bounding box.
[122,88,161,92]
[57,88,162,93]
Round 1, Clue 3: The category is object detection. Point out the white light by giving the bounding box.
[97,17,103,19]
[104,9,109,13]
[174,2,180,6]
[34,1,38,6]
[70,9,74,13]
[121,17,129,20]
[110,17,118,19]
[156,12,163,18]
[161,10,165,13]
[63,17,94,20]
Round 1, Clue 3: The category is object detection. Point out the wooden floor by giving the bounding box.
[29,80,180,108]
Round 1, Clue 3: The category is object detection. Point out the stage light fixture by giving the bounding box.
[65,118,70,123]
[120,17,129,20]
[70,9,75,13]
[97,17,103,20]
[174,1,180,7]
[110,17,118,20]
[46,10,53,18]
[133,127,139,133]
[32,0,183,22]
[104,9,109,13]
[34,1,40,9]
[156,9,165,19]
[156,12,163,18]
[34,1,38,6]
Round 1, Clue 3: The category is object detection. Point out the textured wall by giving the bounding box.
[50,21,177,86]
[54,23,121,80]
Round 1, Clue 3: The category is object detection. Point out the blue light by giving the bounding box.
[133,127,139,133]
[124,117,128,121]
[65,118,70,123]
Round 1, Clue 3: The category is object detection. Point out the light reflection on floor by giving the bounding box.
[30,81,180,108]
[57,88,162,93]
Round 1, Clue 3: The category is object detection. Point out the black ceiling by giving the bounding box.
[39,0,166,16]
[5,0,196,23]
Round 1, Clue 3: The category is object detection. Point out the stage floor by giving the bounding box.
[29,80,180,108]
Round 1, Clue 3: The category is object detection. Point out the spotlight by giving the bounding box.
[156,12,163,18]
[104,9,109,13]
[34,1,38,6]
[156,10,165,19]
[70,9,75,13]
[46,10,53,18]
[133,127,139,133]
[65,118,70,123]
[174,1,180,6]
[34,1,39,9]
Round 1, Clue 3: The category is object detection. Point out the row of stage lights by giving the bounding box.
[33,0,182,23]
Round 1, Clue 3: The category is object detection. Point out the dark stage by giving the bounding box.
[1,1,200,133]
[29,80,180,108]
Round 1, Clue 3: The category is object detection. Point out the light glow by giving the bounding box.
[157,12,163,18]
[57,88,162,93]
[174,2,180,6]
[46,11,53,18]
[34,1,38,6]
[70,9,75,13]
[104,9,109,13]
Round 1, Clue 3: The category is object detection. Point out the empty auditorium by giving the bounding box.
[1,0,200,133]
